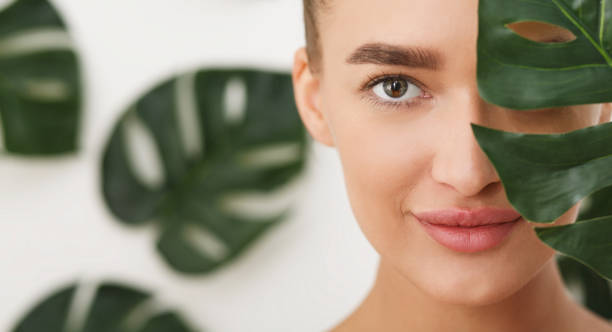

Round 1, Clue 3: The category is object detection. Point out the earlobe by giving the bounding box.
[292,47,335,147]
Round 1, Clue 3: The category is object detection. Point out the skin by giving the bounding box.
[292,0,612,331]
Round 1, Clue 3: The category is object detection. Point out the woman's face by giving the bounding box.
[294,0,611,305]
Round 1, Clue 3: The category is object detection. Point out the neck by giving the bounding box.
[347,257,576,332]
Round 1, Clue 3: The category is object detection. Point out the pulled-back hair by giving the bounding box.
[303,0,327,73]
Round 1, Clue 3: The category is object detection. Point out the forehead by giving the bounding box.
[319,0,479,59]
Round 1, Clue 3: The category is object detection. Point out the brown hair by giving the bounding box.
[303,0,327,73]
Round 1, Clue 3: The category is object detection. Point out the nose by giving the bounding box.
[430,91,501,197]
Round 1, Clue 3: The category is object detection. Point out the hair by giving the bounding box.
[303,0,327,74]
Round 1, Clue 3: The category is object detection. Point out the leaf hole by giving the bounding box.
[175,72,203,158]
[183,224,230,261]
[236,142,302,169]
[0,112,4,151]
[564,278,585,304]
[223,77,247,124]
[20,79,71,101]
[219,177,303,220]
[121,297,167,331]
[0,0,14,11]
[578,196,593,216]
[0,29,73,58]
[506,21,576,43]
[64,280,98,332]
[122,111,165,189]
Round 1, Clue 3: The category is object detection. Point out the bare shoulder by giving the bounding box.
[327,319,350,332]
[326,310,365,332]
[584,314,612,332]
[325,302,372,332]
[567,302,612,332]
[581,314,612,332]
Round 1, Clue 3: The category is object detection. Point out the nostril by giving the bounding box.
[431,142,501,198]
[505,21,577,43]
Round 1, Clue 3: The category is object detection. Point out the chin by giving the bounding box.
[395,213,559,307]
[420,273,525,306]
[405,249,554,307]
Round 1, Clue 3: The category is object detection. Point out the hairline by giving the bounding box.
[303,0,331,75]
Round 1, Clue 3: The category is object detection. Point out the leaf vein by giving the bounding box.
[552,0,612,66]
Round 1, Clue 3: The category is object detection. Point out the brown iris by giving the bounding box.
[383,79,408,98]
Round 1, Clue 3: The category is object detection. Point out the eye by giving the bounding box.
[372,77,422,103]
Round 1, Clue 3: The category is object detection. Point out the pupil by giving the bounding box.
[384,79,407,98]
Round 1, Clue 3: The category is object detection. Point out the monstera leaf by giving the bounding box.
[0,0,82,154]
[12,281,195,332]
[578,185,612,220]
[557,254,612,319]
[477,0,612,110]
[102,68,308,274]
[471,122,612,223]
[475,0,612,281]
[471,122,612,279]
[538,216,612,280]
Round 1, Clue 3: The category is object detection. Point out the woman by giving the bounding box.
[291,0,612,331]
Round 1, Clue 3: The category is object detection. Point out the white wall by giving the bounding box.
[0,1,379,331]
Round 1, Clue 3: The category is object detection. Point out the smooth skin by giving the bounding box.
[292,0,612,331]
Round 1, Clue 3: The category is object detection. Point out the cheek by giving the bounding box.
[504,104,604,133]
[554,105,603,131]
[322,95,435,254]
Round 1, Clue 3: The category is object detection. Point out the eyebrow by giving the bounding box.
[345,42,443,70]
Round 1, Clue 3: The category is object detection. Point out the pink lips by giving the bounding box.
[413,207,522,253]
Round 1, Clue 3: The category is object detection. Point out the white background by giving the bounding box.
[0,0,379,331]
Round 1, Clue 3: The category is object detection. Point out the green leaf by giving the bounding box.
[471,122,612,223]
[475,0,612,286]
[557,255,612,318]
[101,68,308,274]
[0,0,82,155]
[12,282,195,332]
[12,284,74,332]
[477,0,612,109]
[578,185,612,220]
[536,216,612,280]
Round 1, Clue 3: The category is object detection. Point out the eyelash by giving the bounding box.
[359,71,431,111]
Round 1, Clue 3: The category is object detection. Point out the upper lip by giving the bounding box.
[413,207,522,227]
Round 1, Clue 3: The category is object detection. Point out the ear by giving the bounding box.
[292,47,335,147]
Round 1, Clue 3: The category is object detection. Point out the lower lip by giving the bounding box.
[417,218,521,253]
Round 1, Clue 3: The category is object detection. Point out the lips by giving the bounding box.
[413,207,522,253]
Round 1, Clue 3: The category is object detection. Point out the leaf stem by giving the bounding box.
[600,0,606,46]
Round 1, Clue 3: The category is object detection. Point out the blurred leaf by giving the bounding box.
[536,216,612,280]
[102,68,308,274]
[578,186,612,221]
[477,0,612,110]
[557,255,612,319]
[12,282,195,332]
[0,0,82,155]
